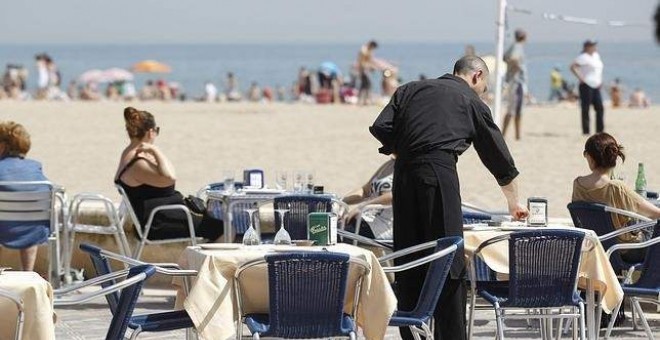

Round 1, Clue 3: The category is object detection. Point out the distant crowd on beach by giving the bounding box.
[0,40,653,109]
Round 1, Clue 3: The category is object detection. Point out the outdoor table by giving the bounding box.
[207,189,286,242]
[463,223,624,340]
[0,271,56,340]
[175,243,396,340]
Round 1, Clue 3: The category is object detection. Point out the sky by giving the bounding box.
[0,0,656,44]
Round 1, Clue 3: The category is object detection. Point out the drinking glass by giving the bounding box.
[242,208,261,245]
[273,209,292,245]
[293,171,305,193]
[306,171,315,194]
[275,171,288,190]
[223,170,235,194]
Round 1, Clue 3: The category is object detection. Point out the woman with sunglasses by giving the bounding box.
[114,106,223,241]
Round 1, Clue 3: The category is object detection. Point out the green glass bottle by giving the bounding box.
[635,163,647,197]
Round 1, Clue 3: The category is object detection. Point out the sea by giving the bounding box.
[0,42,658,102]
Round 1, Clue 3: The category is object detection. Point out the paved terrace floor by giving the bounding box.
[54,288,659,339]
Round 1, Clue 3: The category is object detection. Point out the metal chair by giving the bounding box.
[567,201,656,274]
[116,184,202,260]
[234,251,369,340]
[604,223,660,340]
[468,230,588,340]
[0,288,24,340]
[75,243,196,340]
[64,192,131,284]
[0,181,67,287]
[379,236,463,340]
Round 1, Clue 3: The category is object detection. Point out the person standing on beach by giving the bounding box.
[502,29,527,140]
[370,55,529,340]
[549,67,564,102]
[34,54,49,99]
[571,40,605,135]
[357,40,378,105]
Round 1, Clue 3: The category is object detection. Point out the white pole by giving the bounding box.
[493,0,507,127]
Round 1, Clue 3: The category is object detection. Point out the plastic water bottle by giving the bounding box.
[635,163,647,198]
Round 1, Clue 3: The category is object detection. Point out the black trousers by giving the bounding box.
[578,83,604,134]
[393,153,466,340]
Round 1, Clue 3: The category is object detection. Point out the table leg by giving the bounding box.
[223,197,232,243]
[586,278,596,340]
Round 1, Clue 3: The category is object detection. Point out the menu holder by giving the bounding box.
[527,197,548,227]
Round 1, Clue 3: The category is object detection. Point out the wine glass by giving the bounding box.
[273,209,292,245]
[275,171,288,190]
[242,208,261,245]
[306,171,315,194]
[293,171,305,193]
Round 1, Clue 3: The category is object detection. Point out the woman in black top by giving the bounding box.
[114,107,222,241]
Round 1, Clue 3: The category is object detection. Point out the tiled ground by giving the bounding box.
[54,288,659,339]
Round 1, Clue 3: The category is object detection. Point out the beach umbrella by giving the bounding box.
[78,69,108,83]
[131,60,172,73]
[103,68,134,82]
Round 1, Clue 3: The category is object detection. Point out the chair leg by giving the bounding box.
[349,331,357,340]
[133,239,146,260]
[556,315,564,340]
[410,326,422,340]
[467,290,477,340]
[573,311,579,340]
[631,298,654,340]
[603,300,622,340]
[495,304,505,340]
[15,310,24,340]
[579,302,586,340]
[129,327,142,340]
[253,332,260,340]
[421,322,434,340]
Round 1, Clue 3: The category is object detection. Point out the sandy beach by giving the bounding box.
[1,101,658,218]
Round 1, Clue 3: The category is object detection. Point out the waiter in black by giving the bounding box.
[370,55,529,340]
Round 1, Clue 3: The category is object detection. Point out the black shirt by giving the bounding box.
[370,74,519,186]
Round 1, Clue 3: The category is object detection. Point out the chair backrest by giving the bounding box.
[634,222,660,290]
[273,195,332,240]
[409,237,462,319]
[115,184,144,239]
[567,201,630,272]
[79,243,121,313]
[105,265,156,340]
[0,181,54,228]
[263,252,353,338]
[229,200,267,235]
[506,230,585,308]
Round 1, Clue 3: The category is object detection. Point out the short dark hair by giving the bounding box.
[453,55,489,76]
[584,133,625,169]
[367,40,378,49]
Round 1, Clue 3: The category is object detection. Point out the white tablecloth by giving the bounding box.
[0,271,55,340]
[177,243,396,340]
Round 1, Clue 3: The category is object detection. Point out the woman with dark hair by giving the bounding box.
[0,121,50,271]
[572,132,660,262]
[114,107,223,241]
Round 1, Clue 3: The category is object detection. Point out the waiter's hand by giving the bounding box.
[509,202,529,221]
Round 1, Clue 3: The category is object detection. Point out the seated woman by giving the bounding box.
[341,157,394,239]
[0,121,50,271]
[572,132,660,262]
[114,107,222,241]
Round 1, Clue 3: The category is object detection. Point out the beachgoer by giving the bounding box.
[204,81,218,102]
[67,80,79,100]
[35,54,49,99]
[381,69,399,99]
[549,67,564,102]
[225,72,242,101]
[572,132,660,262]
[370,55,528,340]
[0,121,50,271]
[247,82,261,102]
[262,86,273,102]
[123,82,137,101]
[114,107,223,241]
[464,44,476,56]
[571,40,605,135]
[629,88,650,108]
[275,85,286,102]
[502,29,527,140]
[139,80,157,100]
[357,40,378,105]
[609,78,622,108]
[341,158,394,240]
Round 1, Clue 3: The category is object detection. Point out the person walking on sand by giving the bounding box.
[357,40,378,106]
[502,29,527,140]
[370,55,529,340]
[571,40,605,135]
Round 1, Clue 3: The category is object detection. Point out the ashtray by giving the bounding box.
[292,240,316,247]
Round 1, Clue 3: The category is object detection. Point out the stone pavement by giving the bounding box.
[54,288,659,339]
